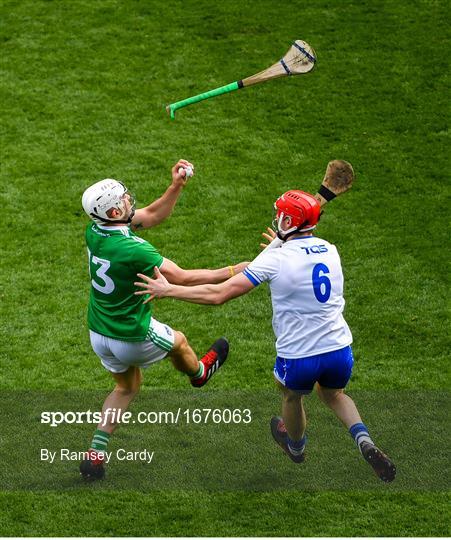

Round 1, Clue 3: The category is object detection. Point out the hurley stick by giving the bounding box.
[166,40,316,119]
[314,160,355,207]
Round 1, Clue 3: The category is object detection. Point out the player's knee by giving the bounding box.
[282,388,302,403]
[114,369,142,396]
[172,330,188,353]
[316,385,342,405]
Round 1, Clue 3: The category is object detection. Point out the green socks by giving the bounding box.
[90,429,110,451]
[191,362,205,380]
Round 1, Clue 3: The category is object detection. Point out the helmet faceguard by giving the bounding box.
[273,190,321,240]
[82,179,136,225]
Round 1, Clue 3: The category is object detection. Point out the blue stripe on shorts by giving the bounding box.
[274,346,354,393]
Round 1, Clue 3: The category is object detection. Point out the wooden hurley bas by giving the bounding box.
[314,160,355,207]
[166,40,316,119]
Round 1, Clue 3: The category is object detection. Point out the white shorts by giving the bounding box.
[89,317,175,374]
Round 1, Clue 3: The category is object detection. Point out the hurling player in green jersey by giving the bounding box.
[79,159,247,480]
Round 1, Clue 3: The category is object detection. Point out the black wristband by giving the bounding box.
[318,184,336,201]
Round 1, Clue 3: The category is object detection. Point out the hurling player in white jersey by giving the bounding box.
[79,159,247,481]
[136,190,396,482]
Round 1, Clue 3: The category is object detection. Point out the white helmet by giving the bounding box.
[82,179,135,224]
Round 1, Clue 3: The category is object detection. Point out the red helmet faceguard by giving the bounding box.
[274,190,321,239]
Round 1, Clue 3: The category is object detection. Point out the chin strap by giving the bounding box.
[276,213,296,241]
[91,214,130,225]
[277,224,309,241]
[91,206,135,225]
[276,214,315,241]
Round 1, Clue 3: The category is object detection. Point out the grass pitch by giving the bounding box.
[1,0,450,536]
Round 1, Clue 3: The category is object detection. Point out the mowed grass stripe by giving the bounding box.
[0,491,449,537]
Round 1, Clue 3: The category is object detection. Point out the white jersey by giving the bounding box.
[243,235,352,358]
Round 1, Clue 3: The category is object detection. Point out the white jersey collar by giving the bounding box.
[96,223,130,234]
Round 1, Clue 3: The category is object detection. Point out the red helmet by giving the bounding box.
[274,190,321,238]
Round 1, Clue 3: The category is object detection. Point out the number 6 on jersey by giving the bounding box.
[312,263,331,303]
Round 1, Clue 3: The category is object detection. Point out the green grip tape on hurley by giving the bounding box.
[166,81,241,119]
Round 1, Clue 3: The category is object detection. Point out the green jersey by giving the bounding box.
[85,223,163,341]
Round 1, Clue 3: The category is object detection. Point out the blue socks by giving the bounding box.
[286,424,373,457]
[287,434,307,456]
[349,422,374,454]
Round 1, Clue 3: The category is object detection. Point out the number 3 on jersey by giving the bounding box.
[87,249,115,294]
[312,263,331,303]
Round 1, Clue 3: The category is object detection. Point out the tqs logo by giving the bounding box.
[300,245,328,255]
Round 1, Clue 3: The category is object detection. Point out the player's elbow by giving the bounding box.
[152,208,172,226]
[210,287,229,305]
[211,294,226,305]
[169,268,190,286]
[139,208,159,229]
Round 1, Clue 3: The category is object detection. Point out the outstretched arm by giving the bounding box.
[135,267,254,305]
[159,258,249,286]
[131,159,194,230]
